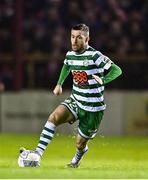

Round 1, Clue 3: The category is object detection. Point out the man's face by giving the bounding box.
[71,30,89,52]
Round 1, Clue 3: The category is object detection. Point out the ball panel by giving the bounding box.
[18,150,40,167]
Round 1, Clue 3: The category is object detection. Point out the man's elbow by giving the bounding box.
[112,63,122,76]
[118,67,122,76]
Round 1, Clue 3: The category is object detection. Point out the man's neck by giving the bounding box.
[75,45,89,54]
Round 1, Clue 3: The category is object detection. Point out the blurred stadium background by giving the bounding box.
[0,0,148,135]
[0,0,148,178]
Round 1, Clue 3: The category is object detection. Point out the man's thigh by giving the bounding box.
[49,104,75,126]
[78,109,104,139]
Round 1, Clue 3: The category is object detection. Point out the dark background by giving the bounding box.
[0,0,148,91]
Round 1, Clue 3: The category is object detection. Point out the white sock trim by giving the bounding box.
[45,121,56,130]
[36,147,44,156]
[71,145,88,164]
[77,145,88,153]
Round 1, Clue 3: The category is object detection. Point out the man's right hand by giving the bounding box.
[53,84,62,96]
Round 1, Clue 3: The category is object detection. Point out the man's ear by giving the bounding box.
[86,36,90,43]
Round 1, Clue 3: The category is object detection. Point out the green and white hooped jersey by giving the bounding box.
[64,45,113,112]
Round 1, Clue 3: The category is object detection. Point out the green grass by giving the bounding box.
[0,134,148,179]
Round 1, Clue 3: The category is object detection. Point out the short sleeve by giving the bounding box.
[102,55,113,70]
[64,52,69,65]
[64,58,68,65]
[93,51,113,70]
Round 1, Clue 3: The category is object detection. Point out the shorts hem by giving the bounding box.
[78,128,91,139]
[61,102,78,120]
[78,128,98,139]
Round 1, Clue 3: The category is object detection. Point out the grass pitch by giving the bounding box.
[0,134,148,179]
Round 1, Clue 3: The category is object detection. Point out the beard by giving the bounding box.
[72,44,87,53]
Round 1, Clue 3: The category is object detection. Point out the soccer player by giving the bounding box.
[22,24,122,168]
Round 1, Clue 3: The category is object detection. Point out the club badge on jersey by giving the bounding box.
[83,59,89,66]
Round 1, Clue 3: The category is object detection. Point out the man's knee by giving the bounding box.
[47,105,75,126]
[48,113,59,126]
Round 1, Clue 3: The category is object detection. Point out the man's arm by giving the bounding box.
[103,63,122,84]
[93,63,122,85]
[57,64,71,85]
[53,64,71,95]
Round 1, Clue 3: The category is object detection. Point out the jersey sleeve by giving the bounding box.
[93,52,113,70]
[64,58,68,65]
[64,52,69,65]
[57,52,70,85]
[103,63,122,84]
[57,64,71,85]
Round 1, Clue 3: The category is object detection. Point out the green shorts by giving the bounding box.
[61,96,104,139]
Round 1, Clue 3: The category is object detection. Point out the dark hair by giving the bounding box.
[72,24,89,37]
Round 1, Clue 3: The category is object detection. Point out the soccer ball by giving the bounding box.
[18,149,40,167]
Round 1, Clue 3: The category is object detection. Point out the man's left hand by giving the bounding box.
[92,75,103,85]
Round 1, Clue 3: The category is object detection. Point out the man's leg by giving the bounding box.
[68,134,88,168]
[35,104,75,156]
